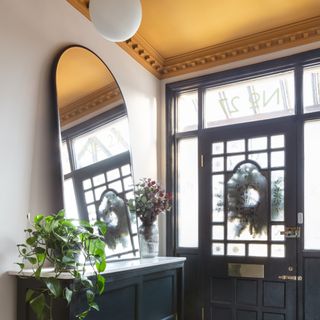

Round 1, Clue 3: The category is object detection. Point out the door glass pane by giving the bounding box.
[94,186,106,201]
[212,243,224,255]
[82,179,92,190]
[121,164,131,176]
[271,151,285,168]
[178,138,199,247]
[248,244,268,257]
[227,155,245,171]
[227,139,245,153]
[85,190,94,204]
[210,134,287,257]
[87,204,97,222]
[271,135,285,149]
[177,91,198,132]
[248,137,267,151]
[303,65,320,113]
[271,170,285,221]
[227,243,245,256]
[93,174,105,186]
[212,225,224,240]
[227,162,268,241]
[271,225,285,241]
[248,152,268,169]
[304,121,320,249]
[212,157,224,172]
[212,174,224,222]
[204,71,295,128]
[107,168,120,181]
[271,244,285,258]
[212,142,224,155]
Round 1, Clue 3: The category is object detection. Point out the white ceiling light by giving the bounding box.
[89,0,142,42]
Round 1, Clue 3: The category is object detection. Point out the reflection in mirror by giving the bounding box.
[55,46,139,260]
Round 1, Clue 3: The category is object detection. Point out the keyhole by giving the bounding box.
[288,266,294,272]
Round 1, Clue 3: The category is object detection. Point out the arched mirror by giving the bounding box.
[54,46,139,261]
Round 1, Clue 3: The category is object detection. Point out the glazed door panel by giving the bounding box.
[200,119,299,320]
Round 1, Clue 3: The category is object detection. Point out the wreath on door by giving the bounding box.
[227,162,268,238]
[98,190,130,250]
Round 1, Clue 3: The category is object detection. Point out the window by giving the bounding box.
[204,71,295,128]
[304,120,320,250]
[303,64,320,113]
[211,135,286,257]
[168,53,320,255]
[61,108,138,259]
[177,138,199,248]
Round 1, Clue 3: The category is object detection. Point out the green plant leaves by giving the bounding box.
[26,236,37,246]
[26,289,35,302]
[17,210,108,320]
[64,287,73,305]
[95,259,106,273]
[86,290,95,304]
[34,214,44,224]
[29,293,46,320]
[96,274,105,295]
[44,278,62,298]
[94,221,107,236]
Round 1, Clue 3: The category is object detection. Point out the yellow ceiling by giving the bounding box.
[139,0,320,58]
[56,47,116,107]
[67,0,320,78]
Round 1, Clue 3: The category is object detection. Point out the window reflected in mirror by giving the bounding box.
[55,46,139,260]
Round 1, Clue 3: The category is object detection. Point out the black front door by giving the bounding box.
[200,119,299,319]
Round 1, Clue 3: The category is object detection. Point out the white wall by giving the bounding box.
[0,1,159,319]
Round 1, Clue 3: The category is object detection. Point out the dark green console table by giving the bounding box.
[10,257,186,320]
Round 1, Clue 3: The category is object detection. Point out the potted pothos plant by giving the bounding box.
[16,210,107,320]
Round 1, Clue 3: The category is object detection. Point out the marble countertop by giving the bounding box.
[8,256,186,279]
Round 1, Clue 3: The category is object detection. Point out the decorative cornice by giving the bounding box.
[67,0,320,79]
[60,82,122,126]
[118,33,164,78]
[161,16,320,78]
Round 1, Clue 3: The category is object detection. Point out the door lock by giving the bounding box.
[278,275,303,281]
[280,227,301,238]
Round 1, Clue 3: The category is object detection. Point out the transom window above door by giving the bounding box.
[176,71,295,133]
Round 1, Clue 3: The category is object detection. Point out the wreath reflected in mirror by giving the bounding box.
[227,162,268,238]
[98,190,130,250]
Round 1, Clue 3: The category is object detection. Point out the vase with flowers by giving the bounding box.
[128,178,171,258]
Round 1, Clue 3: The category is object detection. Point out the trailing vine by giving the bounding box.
[16,210,107,320]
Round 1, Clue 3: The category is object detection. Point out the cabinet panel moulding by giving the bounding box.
[67,0,320,79]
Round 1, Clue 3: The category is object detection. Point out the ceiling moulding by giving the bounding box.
[60,82,121,126]
[67,1,320,79]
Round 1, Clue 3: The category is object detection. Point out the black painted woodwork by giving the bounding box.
[15,261,185,320]
[166,48,320,319]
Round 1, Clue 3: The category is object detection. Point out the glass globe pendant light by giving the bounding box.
[89,0,142,42]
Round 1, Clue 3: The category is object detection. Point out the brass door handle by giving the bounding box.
[280,227,300,238]
[278,275,303,281]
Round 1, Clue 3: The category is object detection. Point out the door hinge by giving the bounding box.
[280,226,301,238]
[201,307,205,320]
[278,275,303,281]
[200,154,204,168]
